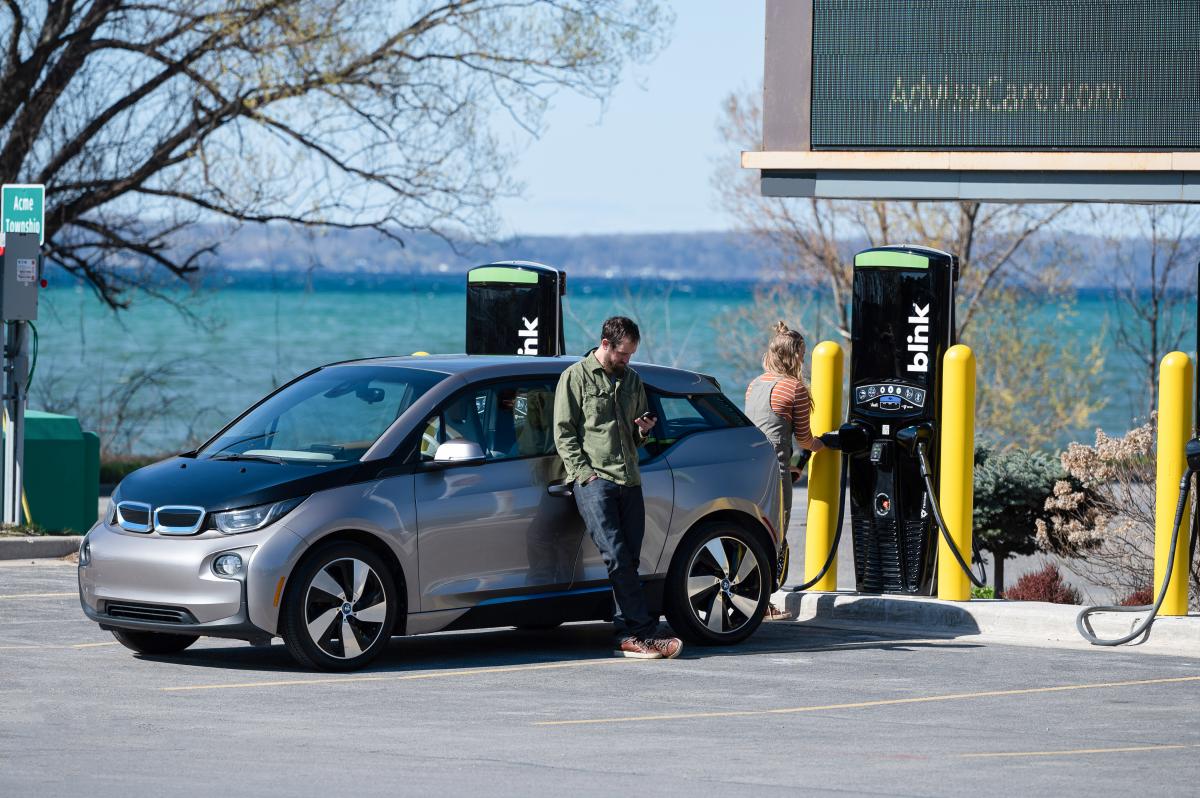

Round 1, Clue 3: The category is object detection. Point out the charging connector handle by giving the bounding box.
[915,441,986,589]
[1075,470,1194,646]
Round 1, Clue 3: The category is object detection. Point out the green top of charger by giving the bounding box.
[854,245,952,270]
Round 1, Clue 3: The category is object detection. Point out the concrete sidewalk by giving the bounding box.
[769,589,1200,657]
[0,535,83,560]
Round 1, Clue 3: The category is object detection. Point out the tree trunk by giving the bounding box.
[995,554,1006,597]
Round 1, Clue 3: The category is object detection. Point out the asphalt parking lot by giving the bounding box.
[2,558,1198,797]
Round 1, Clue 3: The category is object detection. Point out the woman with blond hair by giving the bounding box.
[745,322,824,616]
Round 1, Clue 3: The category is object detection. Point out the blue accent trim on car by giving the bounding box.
[477,585,611,606]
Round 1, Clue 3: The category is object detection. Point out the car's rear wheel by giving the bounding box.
[281,542,397,671]
[664,522,770,645]
[111,628,199,655]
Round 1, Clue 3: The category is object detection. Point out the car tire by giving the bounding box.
[663,521,771,646]
[280,542,398,672]
[111,628,199,655]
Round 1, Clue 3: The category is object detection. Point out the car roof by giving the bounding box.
[323,354,723,394]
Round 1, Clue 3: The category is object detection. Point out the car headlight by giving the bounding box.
[213,497,304,535]
[79,536,91,567]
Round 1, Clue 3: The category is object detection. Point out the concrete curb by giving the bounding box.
[773,589,1200,657]
[0,535,83,560]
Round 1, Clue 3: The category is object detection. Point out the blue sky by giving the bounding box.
[495,2,764,237]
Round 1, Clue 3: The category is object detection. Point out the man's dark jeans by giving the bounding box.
[573,477,657,640]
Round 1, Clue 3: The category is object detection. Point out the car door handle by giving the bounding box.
[547,482,574,498]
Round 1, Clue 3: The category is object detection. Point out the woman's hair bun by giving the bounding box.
[773,320,790,335]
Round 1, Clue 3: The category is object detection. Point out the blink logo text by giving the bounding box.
[518,317,538,355]
[906,304,929,373]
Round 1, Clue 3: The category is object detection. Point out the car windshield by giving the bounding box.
[197,365,447,464]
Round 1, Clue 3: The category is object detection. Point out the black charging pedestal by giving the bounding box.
[465,261,566,357]
[847,245,958,594]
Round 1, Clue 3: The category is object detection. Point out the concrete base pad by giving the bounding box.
[773,589,1200,657]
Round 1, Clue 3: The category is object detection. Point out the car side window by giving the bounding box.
[419,389,488,462]
[484,379,558,461]
[642,391,746,459]
[419,379,557,463]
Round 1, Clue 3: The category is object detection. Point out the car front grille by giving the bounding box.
[115,502,205,535]
[105,602,196,624]
[153,506,205,535]
[115,502,152,533]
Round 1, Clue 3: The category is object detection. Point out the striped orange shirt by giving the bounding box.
[747,373,816,449]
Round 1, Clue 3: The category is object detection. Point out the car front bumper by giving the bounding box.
[78,520,306,643]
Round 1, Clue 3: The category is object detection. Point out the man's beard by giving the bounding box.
[604,361,627,377]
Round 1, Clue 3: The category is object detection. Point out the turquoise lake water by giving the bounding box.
[33,274,1194,456]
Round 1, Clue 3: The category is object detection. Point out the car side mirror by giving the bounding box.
[429,439,486,468]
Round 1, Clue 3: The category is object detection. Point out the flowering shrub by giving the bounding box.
[1119,588,1155,607]
[1003,564,1081,604]
[1035,420,1198,610]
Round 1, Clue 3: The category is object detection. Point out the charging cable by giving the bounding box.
[790,456,848,592]
[1075,468,1195,646]
[914,440,986,589]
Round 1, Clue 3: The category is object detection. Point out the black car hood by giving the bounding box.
[114,456,365,512]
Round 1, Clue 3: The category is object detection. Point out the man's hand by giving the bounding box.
[634,412,656,435]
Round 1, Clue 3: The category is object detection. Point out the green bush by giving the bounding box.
[100,456,160,485]
[973,444,1065,594]
[971,585,996,599]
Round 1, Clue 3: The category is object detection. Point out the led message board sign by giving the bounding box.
[807,0,1199,151]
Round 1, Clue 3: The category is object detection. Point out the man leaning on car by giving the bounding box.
[553,316,683,659]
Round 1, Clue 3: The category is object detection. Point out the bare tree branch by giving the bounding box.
[1,0,673,307]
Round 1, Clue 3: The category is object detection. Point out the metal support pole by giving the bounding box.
[804,340,843,591]
[1154,351,1192,617]
[937,344,975,601]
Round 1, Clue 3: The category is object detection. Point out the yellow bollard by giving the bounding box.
[1154,351,1193,617]
[805,341,844,591]
[938,344,975,602]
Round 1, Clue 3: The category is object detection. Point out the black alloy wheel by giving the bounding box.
[664,522,771,645]
[281,542,398,671]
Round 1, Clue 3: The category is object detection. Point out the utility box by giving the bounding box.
[21,411,100,533]
[2,232,40,321]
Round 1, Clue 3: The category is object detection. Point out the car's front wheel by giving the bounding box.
[664,522,771,645]
[280,542,398,671]
[111,628,199,655]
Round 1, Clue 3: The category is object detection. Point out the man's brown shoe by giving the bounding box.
[643,636,683,659]
[614,636,663,659]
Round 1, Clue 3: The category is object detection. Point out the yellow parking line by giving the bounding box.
[0,592,77,599]
[163,657,636,692]
[535,675,1200,727]
[961,744,1200,759]
[0,641,117,651]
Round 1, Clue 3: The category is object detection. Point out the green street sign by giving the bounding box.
[1,184,45,247]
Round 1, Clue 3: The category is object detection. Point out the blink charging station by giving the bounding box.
[807,245,970,596]
[465,261,565,357]
[846,246,957,594]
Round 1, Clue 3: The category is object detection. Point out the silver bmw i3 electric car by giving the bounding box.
[78,355,785,671]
